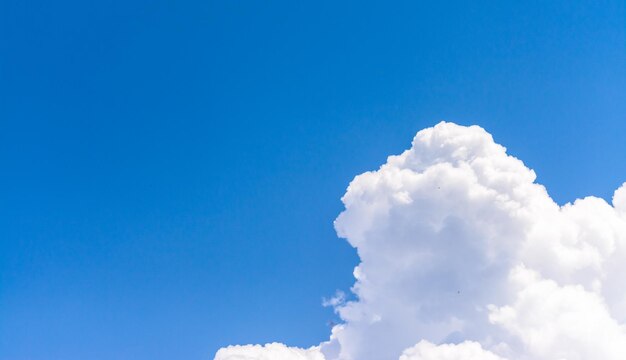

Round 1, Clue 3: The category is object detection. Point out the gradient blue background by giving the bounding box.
[1,1,625,359]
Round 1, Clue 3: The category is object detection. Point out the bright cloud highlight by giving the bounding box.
[214,343,324,360]
[215,122,626,360]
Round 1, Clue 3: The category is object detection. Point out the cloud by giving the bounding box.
[214,343,324,360]
[488,266,626,360]
[399,341,505,360]
[214,122,626,360]
[323,290,347,308]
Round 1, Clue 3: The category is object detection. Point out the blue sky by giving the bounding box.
[1,1,625,359]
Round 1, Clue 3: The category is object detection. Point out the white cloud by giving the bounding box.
[614,183,626,216]
[488,266,626,360]
[214,343,324,360]
[323,290,347,308]
[214,122,626,360]
[399,341,506,360]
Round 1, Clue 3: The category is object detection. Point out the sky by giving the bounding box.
[1,1,625,360]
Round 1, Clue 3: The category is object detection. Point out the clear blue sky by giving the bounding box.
[1,1,624,359]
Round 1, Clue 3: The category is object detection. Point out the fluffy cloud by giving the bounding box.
[214,343,324,360]
[399,341,505,360]
[214,122,626,360]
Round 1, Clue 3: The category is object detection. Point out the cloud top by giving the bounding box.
[215,122,626,360]
[399,341,505,360]
[214,343,324,360]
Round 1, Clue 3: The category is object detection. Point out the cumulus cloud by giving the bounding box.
[214,343,324,360]
[214,122,626,360]
[399,341,505,360]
